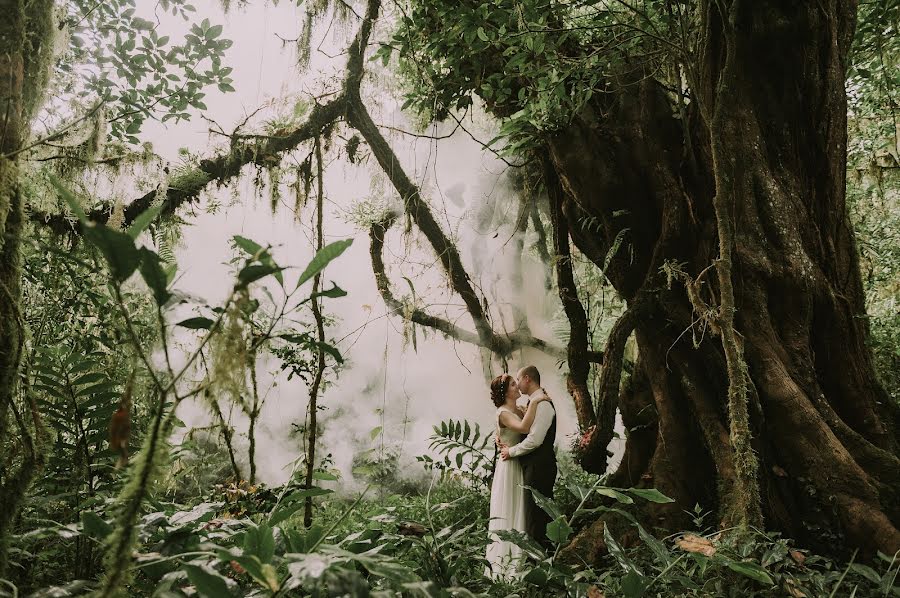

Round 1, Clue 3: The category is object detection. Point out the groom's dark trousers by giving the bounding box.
[519,404,557,547]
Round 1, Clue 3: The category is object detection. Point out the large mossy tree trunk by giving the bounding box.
[553,0,900,559]
[0,0,53,575]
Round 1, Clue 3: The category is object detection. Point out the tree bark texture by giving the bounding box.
[0,0,53,574]
[554,0,899,557]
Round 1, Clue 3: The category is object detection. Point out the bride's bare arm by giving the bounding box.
[498,397,548,434]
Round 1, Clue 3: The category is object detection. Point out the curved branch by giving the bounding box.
[347,95,496,348]
[545,154,597,429]
[370,215,569,359]
[583,299,649,474]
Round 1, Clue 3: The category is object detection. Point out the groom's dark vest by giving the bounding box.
[520,401,557,545]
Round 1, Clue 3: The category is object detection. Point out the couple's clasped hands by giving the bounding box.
[495,394,551,461]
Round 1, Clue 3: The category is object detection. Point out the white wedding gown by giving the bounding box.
[485,406,527,579]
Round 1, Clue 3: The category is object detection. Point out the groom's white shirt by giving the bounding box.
[508,388,553,458]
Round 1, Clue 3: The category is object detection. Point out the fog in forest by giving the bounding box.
[133,0,613,486]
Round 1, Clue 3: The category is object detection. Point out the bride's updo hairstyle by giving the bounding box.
[490,374,511,407]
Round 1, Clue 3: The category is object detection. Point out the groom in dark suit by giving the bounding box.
[499,365,557,547]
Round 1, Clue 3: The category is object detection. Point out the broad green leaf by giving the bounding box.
[359,558,418,583]
[126,202,166,239]
[237,263,284,287]
[51,175,87,220]
[525,486,562,521]
[184,564,232,597]
[596,488,633,504]
[313,340,343,364]
[305,283,348,303]
[243,524,275,563]
[295,239,353,289]
[138,247,171,306]
[635,522,670,565]
[724,560,774,585]
[268,503,304,528]
[604,524,642,576]
[177,317,215,330]
[84,225,142,283]
[546,516,573,544]
[232,235,263,258]
[81,512,112,540]
[849,563,882,584]
[626,488,675,503]
[621,569,647,598]
[287,553,334,580]
[218,553,279,592]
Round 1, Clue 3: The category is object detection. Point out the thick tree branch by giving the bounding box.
[370,214,569,359]
[347,100,498,349]
[545,154,597,429]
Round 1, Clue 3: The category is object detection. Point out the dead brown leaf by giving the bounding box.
[675,533,716,557]
[587,586,606,598]
[772,465,789,478]
[790,550,806,566]
[784,579,807,597]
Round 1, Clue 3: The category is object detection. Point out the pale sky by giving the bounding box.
[122,0,620,485]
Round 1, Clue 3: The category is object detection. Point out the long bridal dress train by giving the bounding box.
[485,406,527,579]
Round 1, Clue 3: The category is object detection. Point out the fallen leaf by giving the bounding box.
[587,586,606,598]
[790,550,806,566]
[784,579,807,597]
[230,560,246,575]
[675,533,716,557]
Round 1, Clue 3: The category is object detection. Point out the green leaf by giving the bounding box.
[312,470,339,481]
[218,553,279,592]
[849,563,882,584]
[525,486,562,521]
[596,488,633,504]
[177,316,216,330]
[621,569,647,598]
[51,175,87,220]
[237,263,283,287]
[139,248,171,306]
[267,503,304,527]
[243,524,275,563]
[724,560,774,585]
[626,488,675,503]
[546,516,573,544]
[313,340,343,364]
[126,201,166,239]
[81,511,112,540]
[84,226,142,283]
[295,239,353,289]
[604,524,642,576]
[232,235,263,258]
[184,564,232,597]
[306,283,348,302]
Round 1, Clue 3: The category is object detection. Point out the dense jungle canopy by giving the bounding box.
[0,0,898,596]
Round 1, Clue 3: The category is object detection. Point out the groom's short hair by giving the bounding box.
[521,365,540,385]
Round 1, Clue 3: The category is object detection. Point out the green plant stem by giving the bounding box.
[830,549,858,598]
[308,486,370,553]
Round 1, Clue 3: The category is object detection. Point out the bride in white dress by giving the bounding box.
[485,373,549,579]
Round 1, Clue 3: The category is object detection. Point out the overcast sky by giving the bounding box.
[129,0,613,485]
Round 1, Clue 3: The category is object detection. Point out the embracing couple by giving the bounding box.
[485,365,557,579]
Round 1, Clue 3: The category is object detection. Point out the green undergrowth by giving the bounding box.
[5,441,898,597]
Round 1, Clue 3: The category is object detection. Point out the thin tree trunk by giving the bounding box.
[303,136,327,528]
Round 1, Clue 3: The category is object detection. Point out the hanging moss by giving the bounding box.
[21,0,57,127]
[0,161,16,242]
